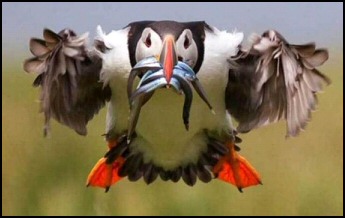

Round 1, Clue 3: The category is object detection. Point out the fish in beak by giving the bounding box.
[159,35,178,84]
[126,40,214,142]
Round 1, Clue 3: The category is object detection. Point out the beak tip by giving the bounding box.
[165,77,172,85]
[160,35,177,86]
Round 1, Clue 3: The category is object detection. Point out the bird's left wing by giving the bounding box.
[24,28,111,136]
[226,30,330,137]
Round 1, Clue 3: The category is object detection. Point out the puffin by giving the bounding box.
[24,20,329,192]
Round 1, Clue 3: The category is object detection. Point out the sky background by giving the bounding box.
[2,2,343,64]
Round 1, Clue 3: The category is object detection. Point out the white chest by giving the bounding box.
[102,27,242,170]
[106,64,229,170]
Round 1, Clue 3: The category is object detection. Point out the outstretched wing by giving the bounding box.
[226,30,330,137]
[24,28,111,136]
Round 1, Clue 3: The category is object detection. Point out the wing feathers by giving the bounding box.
[24,28,111,135]
[227,30,329,137]
[30,38,50,57]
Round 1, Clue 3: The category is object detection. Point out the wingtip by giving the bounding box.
[96,25,106,39]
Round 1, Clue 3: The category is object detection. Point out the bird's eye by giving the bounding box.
[184,35,190,49]
[145,33,151,48]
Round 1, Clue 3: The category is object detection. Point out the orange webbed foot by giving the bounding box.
[86,138,126,192]
[213,141,262,192]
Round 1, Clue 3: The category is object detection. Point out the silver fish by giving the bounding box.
[127,77,167,143]
[127,58,215,142]
[127,57,161,101]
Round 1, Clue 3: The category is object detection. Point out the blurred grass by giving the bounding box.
[2,53,343,216]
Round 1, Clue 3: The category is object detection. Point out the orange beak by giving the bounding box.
[159,35,178,84]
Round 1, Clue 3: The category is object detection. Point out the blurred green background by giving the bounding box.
[2,2,343,216]
[3,56,342,216]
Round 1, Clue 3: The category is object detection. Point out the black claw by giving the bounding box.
[182,164,197,186]
[238,187,243,193]
[105,186,110,193]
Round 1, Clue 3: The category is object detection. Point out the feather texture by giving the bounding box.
[24,28,111,135]
[226,30,329,137]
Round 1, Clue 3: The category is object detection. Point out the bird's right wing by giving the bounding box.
[24,28,111,136]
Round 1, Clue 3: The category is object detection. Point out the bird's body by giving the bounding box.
[24,20,329,191]
[103,25,241,170]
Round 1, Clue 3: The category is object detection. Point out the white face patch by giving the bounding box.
[175,29,198,68]
[135,28,199,69]
[135,28,162,63]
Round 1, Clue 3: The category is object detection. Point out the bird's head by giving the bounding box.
[130,21,205,84]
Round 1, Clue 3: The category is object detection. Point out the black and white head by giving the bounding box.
[127,21,209,82]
